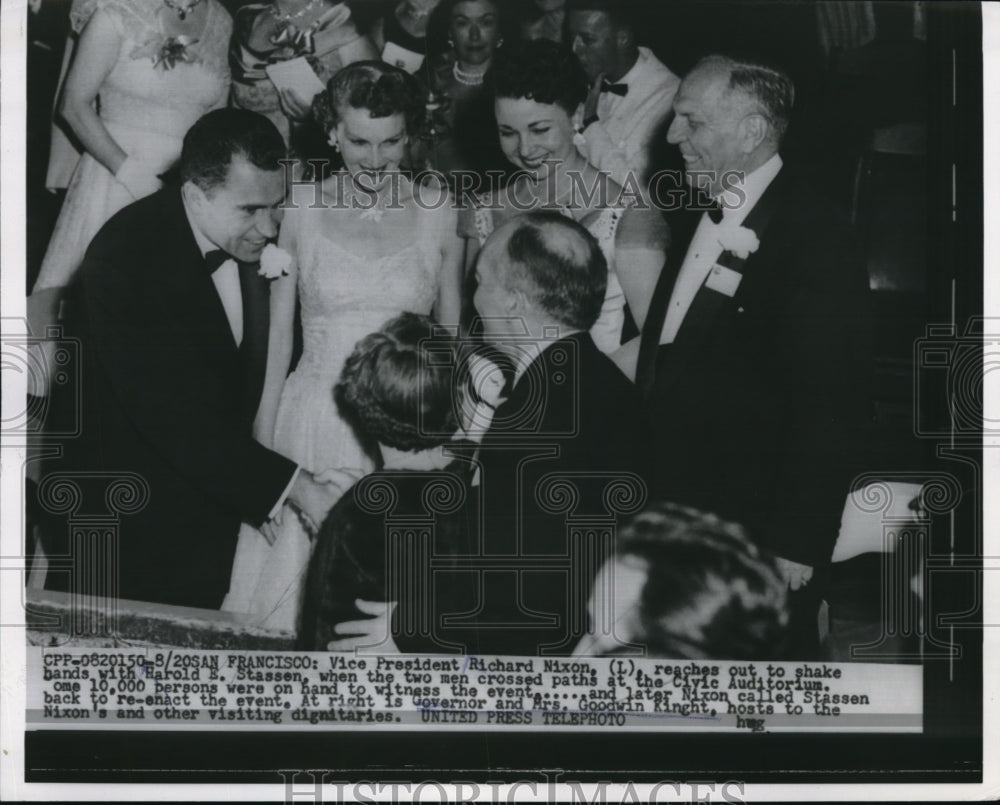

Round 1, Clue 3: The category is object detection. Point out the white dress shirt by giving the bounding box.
[184,200,298,519]
[577,47,680,187]
[658,154,783,345]
[185,206,244,345]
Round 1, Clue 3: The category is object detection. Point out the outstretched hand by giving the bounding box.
[775,557,813,591]
[327,599,400,653]
[278,87,313,121]
[287,470,349,533]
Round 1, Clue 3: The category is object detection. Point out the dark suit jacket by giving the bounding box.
[58,188,296,608]
[432,332,650,656]
[637,168,873,567]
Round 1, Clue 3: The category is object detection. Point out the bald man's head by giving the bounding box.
[490,212,608,331]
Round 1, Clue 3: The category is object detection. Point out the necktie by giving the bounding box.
[600,79,628,96]
[204,249,230,274]
[708,201,724,224]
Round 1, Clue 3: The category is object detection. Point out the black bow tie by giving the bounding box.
[204,249,231,274]
[600,79,628,96]
[707,201,724,224]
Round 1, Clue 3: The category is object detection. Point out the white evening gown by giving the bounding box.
[33,0,231,292]
[222,197,444,631]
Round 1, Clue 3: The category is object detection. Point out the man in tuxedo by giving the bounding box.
[60,109,342,609]
[635,56,872,655]
[330,212,648,656]
[568,0,680,187]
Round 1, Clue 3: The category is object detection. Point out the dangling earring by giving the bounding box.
[447,37,455,49]
[328,135,340,152]
[496,37,503,48]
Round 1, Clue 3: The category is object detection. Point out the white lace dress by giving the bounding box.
[469,204,628,354]
[222,193,444,631]
[33,0,231,292]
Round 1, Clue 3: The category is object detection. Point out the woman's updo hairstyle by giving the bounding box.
[335,313,460,453]
[488,39,588,115]
[312,60,425,136]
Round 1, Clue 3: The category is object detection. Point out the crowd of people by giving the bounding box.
[27,0,881,662]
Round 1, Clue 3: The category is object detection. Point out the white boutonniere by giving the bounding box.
[258,244,292,279]
[714,225,760,260]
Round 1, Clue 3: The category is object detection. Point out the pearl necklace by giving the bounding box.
[272,0,323,23]
[162,0,203,21]
[453,62,487,86]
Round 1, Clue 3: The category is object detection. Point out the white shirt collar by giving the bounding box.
[718,152,782,225]
[611,46,650,88]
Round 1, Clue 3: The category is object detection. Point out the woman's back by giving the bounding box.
[298,466,471,652]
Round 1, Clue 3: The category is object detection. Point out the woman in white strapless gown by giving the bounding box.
[223,62,463,631]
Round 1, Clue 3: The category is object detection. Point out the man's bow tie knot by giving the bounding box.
[708,200,725,225]
[600,79,628,96]
[204,249,231,274]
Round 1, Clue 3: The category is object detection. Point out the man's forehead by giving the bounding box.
[677,65,736,111]
[568,9,613,33]
[479,232,506,271]
[222,158,283,193]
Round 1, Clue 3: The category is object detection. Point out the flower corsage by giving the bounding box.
[258,244,292,279]
[715,225,760,259]
[131,36,200,70]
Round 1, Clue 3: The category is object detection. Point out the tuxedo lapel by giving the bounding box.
[164,188,242,354]
[673,169,789,344]
[163,188,269,421]
[238,262,270,421]
[599,55,657,138]
[638,172,790,399]
[636,206,700,398]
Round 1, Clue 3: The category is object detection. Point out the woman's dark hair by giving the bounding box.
[488,39,588,115]
[611,502,790,660]
[335,312,460,452]
[425,0,506,62]
[179,108,285,192]
[312,61,425,136]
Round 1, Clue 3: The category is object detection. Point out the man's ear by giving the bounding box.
[181,180,206,212]
[615,25,633,51]
[509,285,531,317]
[739,114,769,153]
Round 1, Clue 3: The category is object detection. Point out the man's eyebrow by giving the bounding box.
[240,202,276,212]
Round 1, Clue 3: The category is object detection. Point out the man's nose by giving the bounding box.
[571,36,583,56]
[666,116,683,144]
[256,208,280,239]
